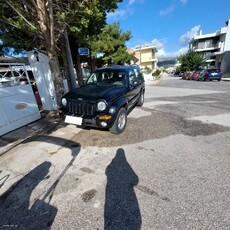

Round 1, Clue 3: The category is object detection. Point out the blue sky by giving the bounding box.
[107,0,230,58]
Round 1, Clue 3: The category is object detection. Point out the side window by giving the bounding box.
[102,72,110,81]
[134,68,144,82]
[129,70,137,86]
[87,73,97,84]
[118,72,126,86]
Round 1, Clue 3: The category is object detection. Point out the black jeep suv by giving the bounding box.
[59,65,145,134]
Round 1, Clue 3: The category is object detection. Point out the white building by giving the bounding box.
[189,19,230,75]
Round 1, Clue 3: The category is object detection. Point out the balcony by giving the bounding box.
[193,43,220,52]
[141,57,158,63]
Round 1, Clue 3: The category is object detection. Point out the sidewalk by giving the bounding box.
[0,110,62,156]
[144,73,160,85]
[222,77,230,81]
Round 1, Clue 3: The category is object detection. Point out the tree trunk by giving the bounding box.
[76,52,83,86]
[60,36,71,91]
[69,37,83,86]
[36,0,64,108]
[49,56,64,106]
[64,29,78,89]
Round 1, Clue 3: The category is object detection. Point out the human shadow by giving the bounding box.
[0,136,81,230]
[0,161,56,229]
[26,136,81,204]
[104,148,141,230]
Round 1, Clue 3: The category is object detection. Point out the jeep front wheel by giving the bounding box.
[137,90,144,106]
[110,107,127,134]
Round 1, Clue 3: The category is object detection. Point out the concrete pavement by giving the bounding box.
[1,75,230,229]
[0,111,62,156]
[0,76,160,229]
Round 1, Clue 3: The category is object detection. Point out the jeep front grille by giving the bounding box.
[68,100,95,115]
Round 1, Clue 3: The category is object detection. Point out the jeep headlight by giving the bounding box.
[61,98,67,106]
[97,100,107,111]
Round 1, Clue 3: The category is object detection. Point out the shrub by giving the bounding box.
[144,66,152,74]
[152,69,161,76]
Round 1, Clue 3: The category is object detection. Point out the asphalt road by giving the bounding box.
[0,74,230,229]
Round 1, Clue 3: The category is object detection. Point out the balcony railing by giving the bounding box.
[194,44,219,50]
[141,57,157,63]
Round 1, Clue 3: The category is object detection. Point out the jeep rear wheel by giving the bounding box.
[110,107,127,134]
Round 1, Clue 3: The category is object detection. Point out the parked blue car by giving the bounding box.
[198,68,222,81]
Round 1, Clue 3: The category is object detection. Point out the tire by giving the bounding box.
[137,90,144,106]
[110,107,127,134]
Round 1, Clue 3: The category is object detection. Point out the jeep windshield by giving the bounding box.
[86,70,126,86]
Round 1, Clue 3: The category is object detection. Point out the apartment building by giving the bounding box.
[189,19,230,75]
[131,46,158,70]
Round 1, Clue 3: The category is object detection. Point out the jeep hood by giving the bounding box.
[63,84,126,102]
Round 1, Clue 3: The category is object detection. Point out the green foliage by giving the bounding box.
[0,0,123,54]
[61,0,124,53]
[0,2,41,52]
[144,66,152,73]
[177,49,207,71]
[176,66,182,72]
[152,69,161,76]
[90,22,133,65]
[0,0,129,90]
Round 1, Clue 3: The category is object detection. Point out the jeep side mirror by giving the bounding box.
[131,81,139,88]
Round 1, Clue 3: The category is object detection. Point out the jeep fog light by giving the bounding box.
[97,100,107,111]
[100,121,107,127]
[61,98,67,106]
[109,107,116,114]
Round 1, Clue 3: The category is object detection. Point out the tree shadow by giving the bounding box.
[0,136,81,230]
[104,148,141,230]
[0,173,10,189]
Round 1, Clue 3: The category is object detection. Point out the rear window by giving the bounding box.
[208,69,220,73]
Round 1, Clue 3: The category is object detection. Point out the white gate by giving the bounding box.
[0,63,41,136]
[28,50,58,111]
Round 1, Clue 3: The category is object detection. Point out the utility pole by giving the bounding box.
[139,46,142,66]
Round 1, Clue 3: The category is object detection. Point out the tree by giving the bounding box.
[90,22,134,65]
[0,0,124,93]
[177,49,207,71]
[0,2,44,52]
[67,0,123,84]
[0,0,69,105]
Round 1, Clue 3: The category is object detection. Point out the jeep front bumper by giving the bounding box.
[59,108,116,129]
